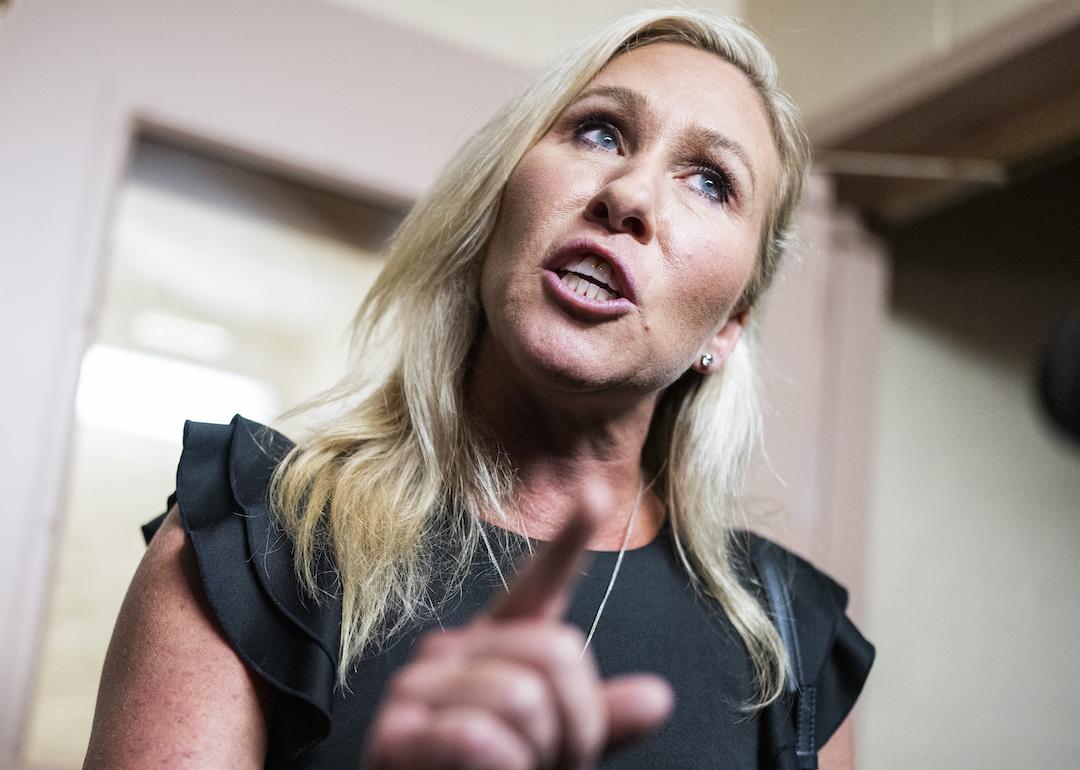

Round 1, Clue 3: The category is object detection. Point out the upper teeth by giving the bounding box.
[561,254,621,293]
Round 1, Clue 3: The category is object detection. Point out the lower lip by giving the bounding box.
[542,270,635,320]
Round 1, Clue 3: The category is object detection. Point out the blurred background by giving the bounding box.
[1,0,1078,768]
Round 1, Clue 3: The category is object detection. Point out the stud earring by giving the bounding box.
[699,353,714,369]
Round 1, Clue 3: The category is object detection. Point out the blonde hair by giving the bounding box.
[271,8,810,707]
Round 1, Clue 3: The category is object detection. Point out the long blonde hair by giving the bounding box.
[271,8,810,706]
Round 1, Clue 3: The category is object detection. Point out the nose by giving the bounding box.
[583,161,658,243]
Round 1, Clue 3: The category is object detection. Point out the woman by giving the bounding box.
[87,9,873,769]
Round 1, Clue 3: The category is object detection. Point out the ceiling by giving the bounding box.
[808,0,1080,228]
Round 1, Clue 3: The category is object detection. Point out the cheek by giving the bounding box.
[661,226,757,326]
[481,154,568,314]
[499,144,601,245]
[498,152,568,238]
[645,233,755,368]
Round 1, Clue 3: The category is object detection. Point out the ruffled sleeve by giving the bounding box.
[143,415,342,766]
[802,572,875,749]
[741,533,875,767]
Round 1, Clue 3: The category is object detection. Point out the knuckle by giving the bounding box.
[548,626,586,665]
[387,664,425,700]
[567,716,606,766]
[453,715,494,755]
[502,670,549,722]
[367,703,426,766]
[437,712,505,766]
[582,710,607,751]
[417,628,457,657]
[416,631,440,656]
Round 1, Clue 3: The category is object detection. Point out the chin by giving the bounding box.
[506,321,613,391]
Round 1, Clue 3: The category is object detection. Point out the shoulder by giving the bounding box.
[87,506,272,768]
[141,415,342,760]
[739,531,854,625]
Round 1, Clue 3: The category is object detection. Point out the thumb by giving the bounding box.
[602,674,674,752]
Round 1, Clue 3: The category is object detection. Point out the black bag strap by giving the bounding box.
[753,541,819,770]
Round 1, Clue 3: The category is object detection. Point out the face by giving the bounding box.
[479,42,781,398]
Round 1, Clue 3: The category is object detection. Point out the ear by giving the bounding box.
[691,309,749,374]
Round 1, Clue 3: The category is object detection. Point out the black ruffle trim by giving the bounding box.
[145,415,341,765]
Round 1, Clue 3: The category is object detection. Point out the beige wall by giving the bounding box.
[862,268,1080,768]
[844,119,1080,765]
[325,0,743,67]
[746,0,1055,121]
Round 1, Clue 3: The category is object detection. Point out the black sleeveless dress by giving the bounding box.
[143,416,874,769]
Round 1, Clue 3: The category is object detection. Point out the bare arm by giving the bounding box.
[818,714,855,770]
[84,506,273,769]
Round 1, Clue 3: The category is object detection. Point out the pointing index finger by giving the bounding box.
[487,483,611,622]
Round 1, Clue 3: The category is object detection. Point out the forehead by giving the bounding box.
[585,42,780,195]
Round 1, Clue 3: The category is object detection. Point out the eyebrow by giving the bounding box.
[572,84,759,195]
[575,84,648,114]
[680,126,758,195]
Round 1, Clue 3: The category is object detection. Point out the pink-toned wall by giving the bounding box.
[752,175,888,619]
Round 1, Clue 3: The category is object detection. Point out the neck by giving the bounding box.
[466,332,666,550]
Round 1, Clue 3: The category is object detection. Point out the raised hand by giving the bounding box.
[363,485,674,769]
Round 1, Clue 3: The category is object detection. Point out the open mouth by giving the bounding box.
[554,254,623,301]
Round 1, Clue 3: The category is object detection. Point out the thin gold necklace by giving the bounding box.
[477,481,645,657]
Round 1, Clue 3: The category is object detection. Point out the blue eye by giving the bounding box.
[578,124,619,152]
[689,167,734,204]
